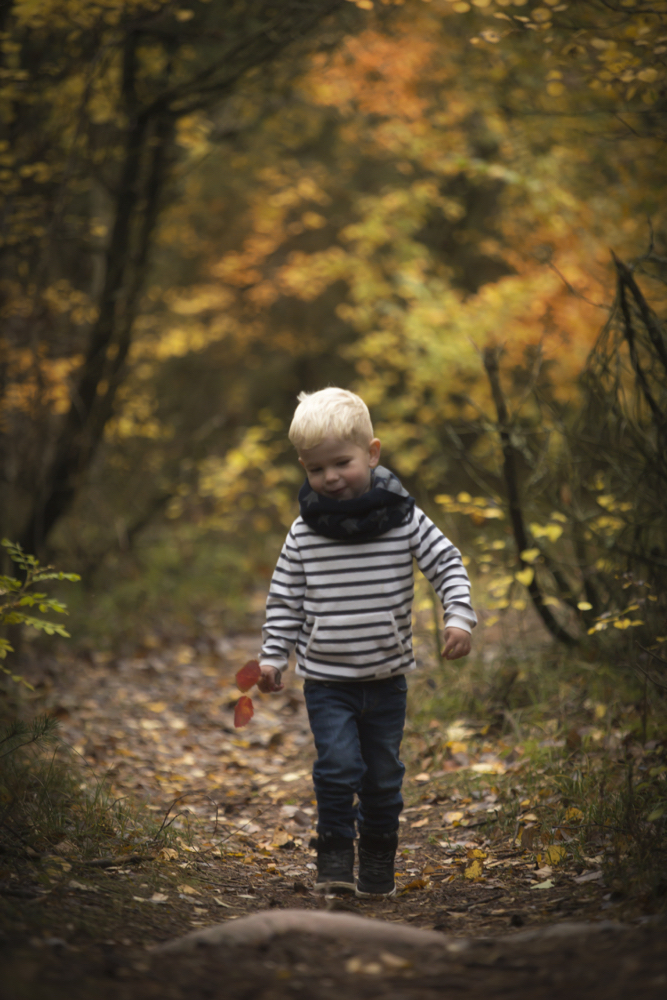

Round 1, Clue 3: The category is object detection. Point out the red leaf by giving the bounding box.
[235,659,261,692]
[234,695,254,728]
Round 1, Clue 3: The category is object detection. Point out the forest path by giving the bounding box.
[3,631,666,998]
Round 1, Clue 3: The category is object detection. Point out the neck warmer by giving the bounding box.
[298,465,415,542]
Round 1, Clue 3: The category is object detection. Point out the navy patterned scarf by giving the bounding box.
[298,466,415,542]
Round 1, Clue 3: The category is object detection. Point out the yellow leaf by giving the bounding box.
[515,567,534,587]
[484,615,499,628]
[564,807,583,823]
[447,740,468,754]
[637,68,659,83]
[547,82,565,96]
[148,701,168,713]
[158,847,179,861]
[520,548,540,564]
[177,884,199,895]
[577,601,593,611]
[545,845,567,865]
[544,524,563,542]
[467,848,487,859]
[464,859,483,880]
[443,810,464,825]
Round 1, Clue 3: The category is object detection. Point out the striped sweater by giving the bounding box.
[260,507,476,680]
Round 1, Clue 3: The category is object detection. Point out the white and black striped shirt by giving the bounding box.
[260,507,476,680]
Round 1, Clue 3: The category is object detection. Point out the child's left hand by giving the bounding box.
[442,627,471,660]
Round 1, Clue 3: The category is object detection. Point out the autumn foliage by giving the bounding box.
[234,660,261,727]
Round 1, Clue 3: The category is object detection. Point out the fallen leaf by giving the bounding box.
[175,836,198,853]
[414,772,431,783]
[531,878,554,889]
[410,817,429,828]
[149,892,168,903]
[177,883,199,895]
[68,880,97,892]
[564,807,584,823]
[573,870,603,884]
[380,952,413,970]
[158,847,179,861]
[235,660,261,692]
[467,848,487,859]
[148,701,168,713]
[471,761,506,774]
[464,859,484,880]
[401,877,430,891]
[443,810,464,825]
[545,845,567,865]
[234,695,254,728]
[272,827,294,848]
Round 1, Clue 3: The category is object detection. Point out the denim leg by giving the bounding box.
[357,676,407,834]
[304,677,408,840]
[304,681,365,840]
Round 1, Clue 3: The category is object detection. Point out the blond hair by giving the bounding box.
[288,388,374,451]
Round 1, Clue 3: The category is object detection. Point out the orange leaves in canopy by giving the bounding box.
[234,660,261,728]
[235,659,261,692]
[309,29,435,121]
[234,695,254,728]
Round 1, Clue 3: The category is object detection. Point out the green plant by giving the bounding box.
[0,539,80,688]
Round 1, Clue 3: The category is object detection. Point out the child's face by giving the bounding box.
[298,436,381,501]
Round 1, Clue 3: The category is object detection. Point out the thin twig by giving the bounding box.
[633,650,667,692]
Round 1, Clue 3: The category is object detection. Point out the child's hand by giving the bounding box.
[442,627,471,661]
[257,664,284,693]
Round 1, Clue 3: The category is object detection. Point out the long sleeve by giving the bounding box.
[260,527,307,669]
[410,509,477,632]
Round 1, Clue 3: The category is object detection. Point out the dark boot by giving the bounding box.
[356,830,398,898]
[311,833,355,893]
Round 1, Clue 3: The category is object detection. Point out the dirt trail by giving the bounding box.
[2,632,666,998]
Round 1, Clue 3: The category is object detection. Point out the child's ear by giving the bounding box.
[368,438,381,468]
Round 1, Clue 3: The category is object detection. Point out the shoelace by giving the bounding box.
[359,848,394,877]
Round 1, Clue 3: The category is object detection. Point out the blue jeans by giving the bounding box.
[303,675,408,840]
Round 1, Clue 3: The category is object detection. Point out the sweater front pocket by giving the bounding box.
[304,611,406,671]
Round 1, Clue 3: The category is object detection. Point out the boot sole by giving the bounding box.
[354,885,397,898]
[314,880,356,893]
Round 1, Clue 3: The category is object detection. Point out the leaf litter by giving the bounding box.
[3,629,666,998]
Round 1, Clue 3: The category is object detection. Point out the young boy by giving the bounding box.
[258,388,476,897]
